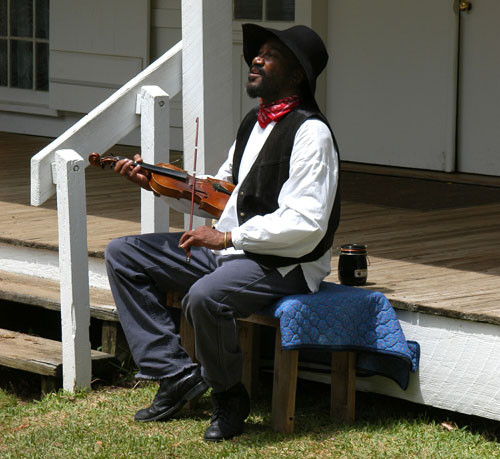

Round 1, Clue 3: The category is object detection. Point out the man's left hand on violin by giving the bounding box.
[113,154,153,191]
[179,226,232,253]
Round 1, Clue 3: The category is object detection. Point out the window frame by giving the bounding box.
[0,0,53,115]
[232,1,313,41]
[233,0,296,23]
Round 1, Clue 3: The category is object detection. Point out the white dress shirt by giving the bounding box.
[212,118,339,292]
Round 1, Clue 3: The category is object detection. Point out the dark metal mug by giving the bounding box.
[338,243,368,286]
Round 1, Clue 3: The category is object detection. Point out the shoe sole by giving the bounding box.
[136,380,209,422]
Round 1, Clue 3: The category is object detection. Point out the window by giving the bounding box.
[233,0,295,22]
[0,0,49,91]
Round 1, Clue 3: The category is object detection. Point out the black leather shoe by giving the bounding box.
[134,367,209,422]
[203,383,250,442]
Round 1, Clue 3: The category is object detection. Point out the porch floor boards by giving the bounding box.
[0,131,183,252]
[1,132,500,325]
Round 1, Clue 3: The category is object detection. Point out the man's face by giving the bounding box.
[246,38,300,104]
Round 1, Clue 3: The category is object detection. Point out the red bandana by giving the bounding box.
[257,95,301,128]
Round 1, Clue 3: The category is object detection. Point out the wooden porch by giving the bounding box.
[1,131,500,418]
[2,131,500,325]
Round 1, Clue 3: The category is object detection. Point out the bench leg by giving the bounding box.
[271,328,298,434]
[331,351,356,423]
[237,321,260,397]
[101,321,118,355]
[101,321,130,362]
[41,375,58,395]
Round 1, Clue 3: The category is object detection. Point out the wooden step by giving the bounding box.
[0,270,118,321]
[0,328,116,393]
[0,270,128,360]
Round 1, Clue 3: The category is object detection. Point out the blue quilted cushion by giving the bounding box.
[259,282,420,390]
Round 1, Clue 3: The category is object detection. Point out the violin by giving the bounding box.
[88,152,234,219]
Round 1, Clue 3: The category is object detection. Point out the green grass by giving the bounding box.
[1,371,500,458]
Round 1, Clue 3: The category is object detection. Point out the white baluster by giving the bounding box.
[137,85,171,234]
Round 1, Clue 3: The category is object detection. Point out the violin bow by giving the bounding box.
[186,117,199,263]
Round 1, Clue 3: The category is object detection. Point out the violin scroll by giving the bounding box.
[88,152,123,169]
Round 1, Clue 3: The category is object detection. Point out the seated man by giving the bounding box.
[105,23,340,442]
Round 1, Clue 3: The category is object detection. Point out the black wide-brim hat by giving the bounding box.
[242,23,328,97]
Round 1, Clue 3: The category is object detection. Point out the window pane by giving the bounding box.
[36,0,49,39]
[0,0,7,36]
[35,42,48,90]
[266,0,295,21]
[11,0,33,37]
[0,39,6,86]
[234,0,262,20]
[11,40,33,89]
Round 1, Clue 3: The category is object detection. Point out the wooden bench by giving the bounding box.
[166,291,356,435]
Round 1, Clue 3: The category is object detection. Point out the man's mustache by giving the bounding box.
[249,66,264,76]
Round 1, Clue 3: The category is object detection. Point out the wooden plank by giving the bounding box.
[239,314,280,328]
[0,329,62,377]
[0,270,118,322]
[0,328,113,377]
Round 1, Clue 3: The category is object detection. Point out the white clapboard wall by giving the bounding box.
[49,0,149,114]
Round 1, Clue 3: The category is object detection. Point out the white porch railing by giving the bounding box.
[30,43,182,392]
[30,0,233,393]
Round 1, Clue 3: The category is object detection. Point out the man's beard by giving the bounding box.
[246,83,261,99]
[246,71,282,101]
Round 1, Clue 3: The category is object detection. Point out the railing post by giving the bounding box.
[137,85,171,234]
[54,149,91,392]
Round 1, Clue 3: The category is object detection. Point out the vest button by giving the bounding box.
[240,212,245,217]
[239,191,244,196]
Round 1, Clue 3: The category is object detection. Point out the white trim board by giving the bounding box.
[0,243,109,290]
[308,309,500,422]
[358,309,500,421]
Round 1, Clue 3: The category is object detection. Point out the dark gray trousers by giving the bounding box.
[105,232,309,392]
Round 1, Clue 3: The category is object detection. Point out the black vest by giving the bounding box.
[232,103,341,268]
